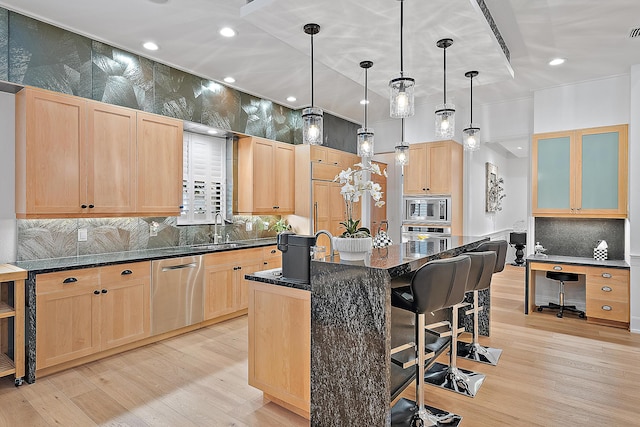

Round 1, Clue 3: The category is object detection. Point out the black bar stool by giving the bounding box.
[423,251,495,397]
[390,255,470,427]
[457,240,507,366]
[537,271,585,318]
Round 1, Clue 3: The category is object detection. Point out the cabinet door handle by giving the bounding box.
[121,269,133,275]
[94,290,100,295]
[101,289,108,294]
[601,273,612,278]
[553,266,562,271]
[314,202,318,229]
[63,277,78,284]
[238,266,242,270]
[270,249,276,254]
[81,204,87,209]
[89,204,95,208]
[601,305,612,311]
[601,286,612,292]
[264,262,268,265]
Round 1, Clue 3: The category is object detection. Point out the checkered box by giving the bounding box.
[593,248,608,261]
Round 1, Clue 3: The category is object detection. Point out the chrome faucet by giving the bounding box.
[213,212,224,244]
[314,229,334,262]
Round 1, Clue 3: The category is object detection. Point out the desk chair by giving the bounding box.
[537,271,585,318]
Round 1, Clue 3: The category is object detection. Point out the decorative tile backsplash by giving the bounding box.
[534,217,625,260]
[17,215,282,261]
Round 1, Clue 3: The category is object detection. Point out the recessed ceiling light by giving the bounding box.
[549,58,565,66]
[517,146,523,150]
[143,41,159,51]
[360,99,369,105]
[207,129,218,135]
[224,76,235,83]
[219,27,237,38]
[286,96,297,102]
[148,0,169,4]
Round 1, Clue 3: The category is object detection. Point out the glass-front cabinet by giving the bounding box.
[532,124,628,218]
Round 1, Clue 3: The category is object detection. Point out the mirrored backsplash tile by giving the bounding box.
[17,219,78,261]
[0,8,7,81]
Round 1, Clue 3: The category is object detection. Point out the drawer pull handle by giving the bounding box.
[553,266,562,271]
[63,277,78,284]
[101,289,108,294]
[121,270,133,275]
[601,273,612,279]
[601,286,612,292]
[601,305,612,311]
[93,290,100,295]
[271,249,276,254]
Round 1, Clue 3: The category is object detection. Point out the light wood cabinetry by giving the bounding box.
[15,86,182,218]
[527,262,629,329]
[294,145,366,240]
[532,124,628,218]
[403,141,460,195]
[262,245,282,270]
[248,281,310,419]
[203,247,265,320]
[402,140,463,235]
[35,262,150,371]
[0,265,28,386]
[136,112,183,216]
[370,160,388,234]
[237,136,295,214]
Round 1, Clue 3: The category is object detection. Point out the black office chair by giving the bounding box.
[390,255,470,427]
[537,271,585,318]
[423,251,495,398]
[457,240,507,366]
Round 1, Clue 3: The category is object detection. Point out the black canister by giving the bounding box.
[277,233,317,283]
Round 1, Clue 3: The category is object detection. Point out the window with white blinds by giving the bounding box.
[178,132,226,225]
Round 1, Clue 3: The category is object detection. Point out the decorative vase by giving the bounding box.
[333,236,373,261]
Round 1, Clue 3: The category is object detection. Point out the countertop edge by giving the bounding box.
[14,239,277,274]
[526,254,629,269]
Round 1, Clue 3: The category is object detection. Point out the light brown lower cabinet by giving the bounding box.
[248,281,310,419]
[35,262,150,371]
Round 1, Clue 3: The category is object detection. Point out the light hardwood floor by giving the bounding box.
[1,266,639,426]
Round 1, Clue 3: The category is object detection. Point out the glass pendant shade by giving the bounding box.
[395,144,409,166]
[435,103,456,139]
[435,38,455,139]
[302,23,323,145]
[463,125,481,151]
[389,77,415,118]
[357,128,375,157]
[463,70,480,151]
[302,106,323,145]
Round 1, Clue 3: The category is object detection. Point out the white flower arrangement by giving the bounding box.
[334,162,387,237]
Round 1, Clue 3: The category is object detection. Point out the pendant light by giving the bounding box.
[302,23,323,145]
[357,60,374,157]
[435,38,455,139]
[395,118,409,166]
[389,0,415,119]
[463,71,480,151]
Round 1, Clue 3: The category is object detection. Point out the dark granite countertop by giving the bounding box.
[526,254,629,269]
[245,235,489,289]
[14,238,277,274]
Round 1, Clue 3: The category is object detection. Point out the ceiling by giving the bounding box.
[1,0,640,156]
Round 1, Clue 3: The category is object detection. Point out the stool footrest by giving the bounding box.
[391,397,463,427]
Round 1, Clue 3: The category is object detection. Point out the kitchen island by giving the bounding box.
[245,235,489,426]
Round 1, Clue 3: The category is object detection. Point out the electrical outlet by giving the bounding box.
[78,228,88,242]
[246,222,253,231]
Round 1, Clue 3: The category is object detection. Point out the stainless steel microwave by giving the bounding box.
[404,197,451,223]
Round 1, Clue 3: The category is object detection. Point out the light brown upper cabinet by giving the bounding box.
[532,124,628,218]
[403,141,460,196]
[370,160,388,234]
[136,112,183,216]
[15,86,183,218]
[237,136,295,214]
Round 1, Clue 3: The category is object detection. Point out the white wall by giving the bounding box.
[628,65,640,332]
[0,92,16,263]
[533,75,630,133]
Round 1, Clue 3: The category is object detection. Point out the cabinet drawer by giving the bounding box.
[529,262,587,275]
[101,261,150,283]
[585,267,629,287]
[262,245,280,259]
[205,247,264,267]
[586,298,629,323]
[310,146,327,163]
[586,280,628,303]
[312,162,341,181]
[36,268,99,295]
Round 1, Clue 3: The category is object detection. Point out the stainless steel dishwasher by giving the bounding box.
[151,255,204,335]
